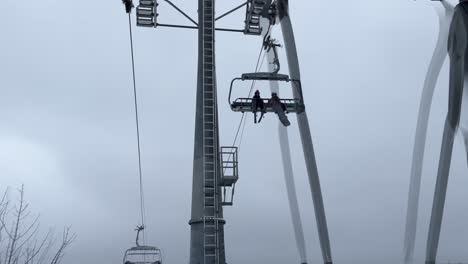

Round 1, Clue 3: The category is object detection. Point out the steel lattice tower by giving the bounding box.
[132,1,333,263]
[189,1,226,264]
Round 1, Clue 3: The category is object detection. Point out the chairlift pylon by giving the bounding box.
[123,226,163,264]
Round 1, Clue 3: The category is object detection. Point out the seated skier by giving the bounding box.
[268,92,290,127]
[268,92,287,111]
[251,90,265,124]
[122,0,134,13]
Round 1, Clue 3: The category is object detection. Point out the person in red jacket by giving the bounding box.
[268,92,290,127]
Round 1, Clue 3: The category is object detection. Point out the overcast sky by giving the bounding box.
[1,0,468,263]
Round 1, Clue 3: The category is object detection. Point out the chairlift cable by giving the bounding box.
[230,45,265,149]
[222,42,268,178]
[237,52,267,154]
[127,12,147,244]
[236,25,278,153]
[222,44,265,176]
[235,25,273,151]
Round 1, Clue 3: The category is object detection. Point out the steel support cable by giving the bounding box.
[127,13,147,244]
[234,26,278,153]
[235,25,272,153]
[230,45,265,149]
[222,45,265,176]
[237,52,267,154]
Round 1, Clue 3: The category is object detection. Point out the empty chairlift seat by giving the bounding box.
[123,246,162,264]
[228,72,306,114]
[137,0,158,27]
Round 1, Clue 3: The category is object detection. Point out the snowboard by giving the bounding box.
[272,104,291,127]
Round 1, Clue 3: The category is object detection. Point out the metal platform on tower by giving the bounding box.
[220,146,239,206]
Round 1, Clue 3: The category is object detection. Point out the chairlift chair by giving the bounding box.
[123,246,162,264]
[228,72,305,114]
[123,226,163,264]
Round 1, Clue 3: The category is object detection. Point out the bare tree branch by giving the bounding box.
[49,227,76,264]
[23,229,52,264]
[6,185,26,264]
[37,230,56,264]
[0,186,76,264]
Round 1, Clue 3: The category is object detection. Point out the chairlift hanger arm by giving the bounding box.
[135,225,145,247]
[263,36,282,73]
[272,45,280,72]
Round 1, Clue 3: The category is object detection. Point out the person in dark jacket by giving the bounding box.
[251,90,265,123]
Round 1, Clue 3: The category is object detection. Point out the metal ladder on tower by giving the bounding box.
[202,1,219,264]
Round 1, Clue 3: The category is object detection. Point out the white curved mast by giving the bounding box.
[267,49,308,264]
[278,1,333,263]
[403,1,453,264]
[425,2,468,263]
